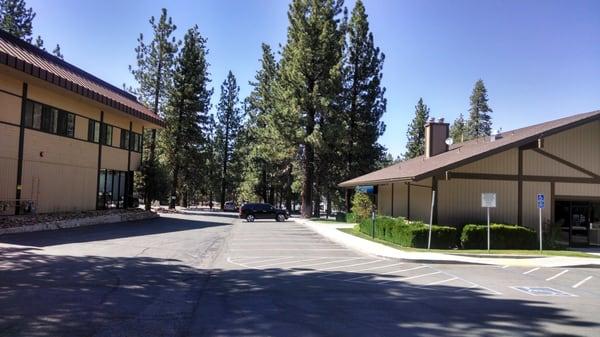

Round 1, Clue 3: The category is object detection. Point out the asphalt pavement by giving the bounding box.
[0,211,598,336]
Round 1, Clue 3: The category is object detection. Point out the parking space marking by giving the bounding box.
[573,276,593,288]
[523,267,540,275]
[501,265,510,269]
[253,257,328,268]
[292,257,363,269]
[348,262,405,273]
[345,265,428,281]
[379,271,442,284]
[318,259,383,271]
[242,256,298,266]
[230,248,348,251]
[546,270,569,281]
[426,277,459,286]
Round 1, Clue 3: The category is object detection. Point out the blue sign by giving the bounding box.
[356,185,375,194]
[537,194,545,209]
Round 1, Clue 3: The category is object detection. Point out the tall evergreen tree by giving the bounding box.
[404,98,429,159]
[162,26,212,209]
[275,0,345,218]
[466,79,493,139]
[52,44,63,59]
[0,0,34,42]
[450,113,467,143]
[129,8,178,210]
[215,71,244,210]
[342,0,386,211]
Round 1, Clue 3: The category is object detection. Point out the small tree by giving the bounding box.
[0,0,35,42]
[404,98,429,159]
[351,192,373,222]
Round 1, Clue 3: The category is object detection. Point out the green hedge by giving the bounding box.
[359,216,457,249]
[335,212,357,223]
[460,224,537,249]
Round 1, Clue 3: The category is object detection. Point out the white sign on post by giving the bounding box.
[481,193,496,251]
[537,194,544,252]
[481,193,497,208]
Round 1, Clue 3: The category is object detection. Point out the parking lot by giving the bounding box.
[1,212,599,336]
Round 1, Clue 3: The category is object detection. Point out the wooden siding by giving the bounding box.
[454,148,518,174]
[438,179,518,226]
[0,123,18,199]
[0,90,21,125]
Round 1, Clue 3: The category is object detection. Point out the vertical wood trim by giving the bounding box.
[550,182,555,225]
[407,183,411,220]
[126,121,133,208]
[432,176,438,224]
[15,82,28,215]
[127,122,132,172]
[518,147,523,226]
[391,183,394,217]
[95,111,104,210]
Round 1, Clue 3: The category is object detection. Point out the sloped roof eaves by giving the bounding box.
[0,32,164,127]
[339,110,600,187]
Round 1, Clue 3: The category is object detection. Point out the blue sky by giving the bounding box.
[29,0,600,158]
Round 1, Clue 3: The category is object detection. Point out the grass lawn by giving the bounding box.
[339,226,600,259]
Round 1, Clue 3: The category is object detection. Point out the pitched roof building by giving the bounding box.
[340,111,600,247]
[0,30,163,214]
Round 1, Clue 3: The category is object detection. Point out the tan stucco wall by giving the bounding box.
[0,123,19,200]
[0,90,21,125]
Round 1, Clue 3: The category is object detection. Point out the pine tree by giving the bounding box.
[450,113,467,143]
[404,98,429,159]
[162,25,212,209]
[52,44,63,59]
[34,35,44,50]
[466,79,493,139]
[341,0,386,211]
[275,0,345,218]
[129,8,178,210]
[0,0,35,42]
[215,71,244,210]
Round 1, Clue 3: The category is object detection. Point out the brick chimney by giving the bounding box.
[425,118,450,158]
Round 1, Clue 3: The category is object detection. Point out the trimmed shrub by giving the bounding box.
[335,212,357,223]
[351,192,373,222]
[460,224,537,249]
[359,216,457,249]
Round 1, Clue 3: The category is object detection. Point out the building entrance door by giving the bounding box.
[555,200,595,247]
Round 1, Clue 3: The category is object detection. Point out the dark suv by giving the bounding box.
[239,203,289,222]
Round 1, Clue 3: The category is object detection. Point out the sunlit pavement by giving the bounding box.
[0,212,598,336]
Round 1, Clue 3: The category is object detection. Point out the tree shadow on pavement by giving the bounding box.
[0,216,230,247]
[0,246,596,337]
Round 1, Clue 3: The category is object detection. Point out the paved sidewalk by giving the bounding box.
[294,218,600,268]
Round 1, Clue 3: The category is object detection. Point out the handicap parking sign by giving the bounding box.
[537,194,544,209]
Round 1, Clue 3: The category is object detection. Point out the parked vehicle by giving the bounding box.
[224,201,238,212]
[239,203,289,222]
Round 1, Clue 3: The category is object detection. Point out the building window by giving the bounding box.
[24,100,75,137]
[131,132,141,152]
[88,120,100,143]
[120,129,130,150]
[100,123,113,146]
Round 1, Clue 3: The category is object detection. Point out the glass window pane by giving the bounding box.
[51,108,58,133]
[32,103,42,129]
[94,122,100,143]
[24,101,34,128]
[57,110,67,136]
[67,114,75,137]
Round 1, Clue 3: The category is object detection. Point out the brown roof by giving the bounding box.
[0,30,163,127]
[339,110,600,187]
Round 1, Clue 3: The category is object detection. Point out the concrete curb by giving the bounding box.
[0,212,159,235]
[294,218,600,268]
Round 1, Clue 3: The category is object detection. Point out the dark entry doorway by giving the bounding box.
[555,200,600,247]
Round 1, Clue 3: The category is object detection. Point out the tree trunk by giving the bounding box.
[326,191,331,219]
[268,186,275,205]
[284,163,293,212]
[261,165,268,203]
[220,121,230,211]
[301,109,315,218]
[170,161,179,209]
[345,188,354,213]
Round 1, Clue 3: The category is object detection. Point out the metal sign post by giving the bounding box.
[481,193,497,251]
[428,190,436,250]
[371,208,376,239]
[537,194,545,252]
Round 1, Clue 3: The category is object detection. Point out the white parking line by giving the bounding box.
[243,256,297,266]
[572,276,593,288]
[379,271,442,284]
[293,257,363,269]
[426,277,459,285]
[546,270,569,281]
[318,259,383,271]
[501,265,510,269]
[523,267,540,275]
[253,257,328,268]
[230,248,348,251]
[345,265,428,281]
[350,262,405,273]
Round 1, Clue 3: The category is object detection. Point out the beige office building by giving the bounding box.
[0,31,163,215]
[340,111,600,247]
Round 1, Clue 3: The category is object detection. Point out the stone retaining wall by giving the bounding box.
[0,211,159,235]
